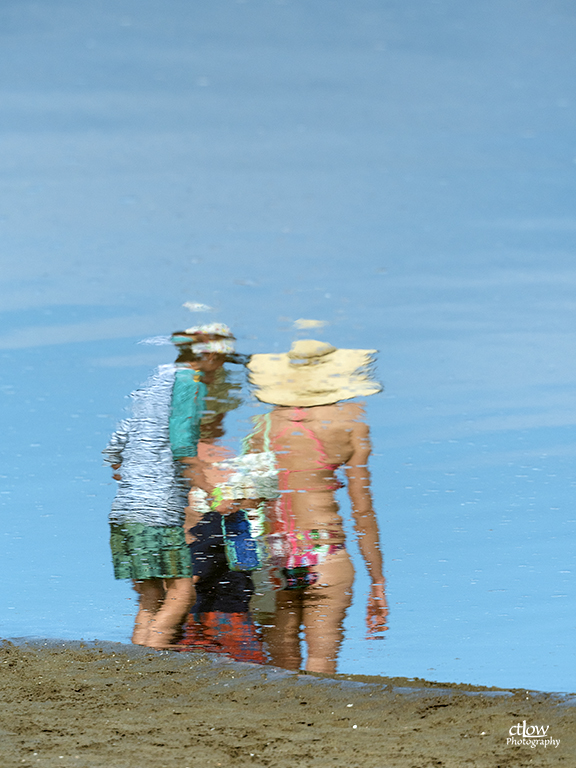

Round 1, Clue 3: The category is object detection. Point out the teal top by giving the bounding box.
[169,367,207,459]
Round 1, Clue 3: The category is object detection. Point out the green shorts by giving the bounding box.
[110,522,192,580]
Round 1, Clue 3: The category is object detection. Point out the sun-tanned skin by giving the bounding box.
[250,401,388,673]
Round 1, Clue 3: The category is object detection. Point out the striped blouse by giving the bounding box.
[103,364,206,527]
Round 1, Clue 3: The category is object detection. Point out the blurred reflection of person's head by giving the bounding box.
[171,323,238,380]
[172,324,245,442]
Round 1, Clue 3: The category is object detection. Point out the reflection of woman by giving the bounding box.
[103,325,235,649]
[248,339,388,673]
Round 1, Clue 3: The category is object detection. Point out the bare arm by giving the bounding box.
[345,421,383,582]
[344,419,388,633]
[179,456,213,494]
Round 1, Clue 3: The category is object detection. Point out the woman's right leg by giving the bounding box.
[131,578,165,645]
[301,549,355,674]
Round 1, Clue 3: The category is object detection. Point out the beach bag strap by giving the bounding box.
[241,412,272,455]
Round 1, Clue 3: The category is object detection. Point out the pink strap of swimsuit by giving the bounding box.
[271,408,343,552]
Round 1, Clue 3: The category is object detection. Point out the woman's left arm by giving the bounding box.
[345,419,388,634]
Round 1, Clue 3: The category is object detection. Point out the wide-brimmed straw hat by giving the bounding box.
[248,339,382,407]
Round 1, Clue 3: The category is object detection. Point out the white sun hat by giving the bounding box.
[170,323,236,354]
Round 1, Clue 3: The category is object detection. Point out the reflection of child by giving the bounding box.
[177,352,282,661]
[178,508,266,663]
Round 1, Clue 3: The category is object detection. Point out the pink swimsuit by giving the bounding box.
[265,408,346,575]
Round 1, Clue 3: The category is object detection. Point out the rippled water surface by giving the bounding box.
[1,0,575,691]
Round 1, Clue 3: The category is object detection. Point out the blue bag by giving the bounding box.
[221,510,262,572]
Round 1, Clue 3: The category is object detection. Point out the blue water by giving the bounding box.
[1,0,575,692]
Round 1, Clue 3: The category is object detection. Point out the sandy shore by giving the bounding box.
[1,639,573,768]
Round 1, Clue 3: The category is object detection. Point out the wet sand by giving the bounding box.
[1,639,573,768]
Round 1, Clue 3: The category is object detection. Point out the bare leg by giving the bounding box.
[261,590,303,670]
[302,550,355,674]
[147,577,196,649]
[132,579,165,645]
